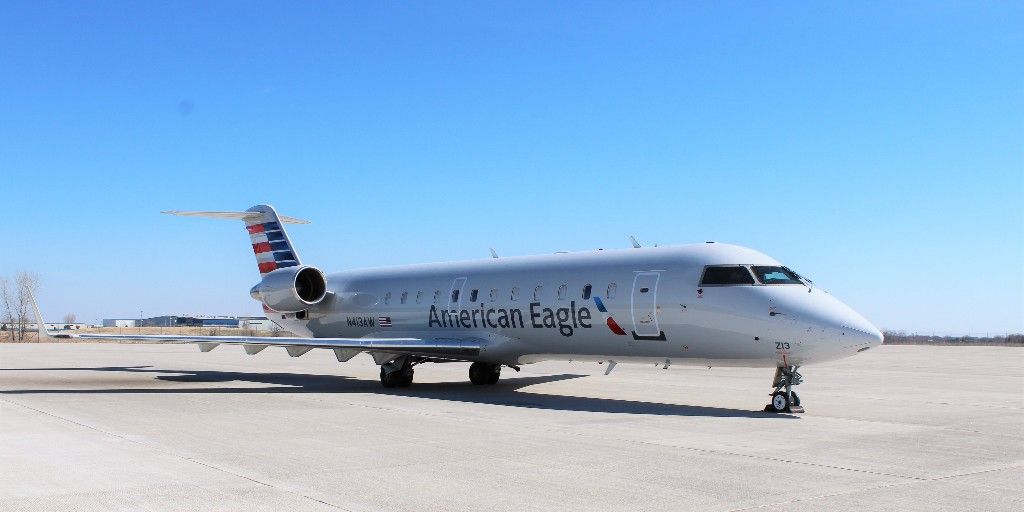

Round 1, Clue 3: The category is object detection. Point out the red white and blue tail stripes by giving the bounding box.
[246,220,299,275]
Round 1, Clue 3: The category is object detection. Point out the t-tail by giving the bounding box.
[162,205,327,312]
[162,205,309,276]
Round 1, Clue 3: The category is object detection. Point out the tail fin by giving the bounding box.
[162,205,310,276]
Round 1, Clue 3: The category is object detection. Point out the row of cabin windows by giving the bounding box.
[382,283,617,305]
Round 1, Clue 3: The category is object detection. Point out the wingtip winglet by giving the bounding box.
[27,289,57,341]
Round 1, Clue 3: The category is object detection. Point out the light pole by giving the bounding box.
[139,310,143,334]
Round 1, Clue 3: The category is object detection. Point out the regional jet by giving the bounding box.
[33,204,883,413]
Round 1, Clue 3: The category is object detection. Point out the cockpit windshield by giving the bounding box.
[700,266,756,285]
[751,266,803,285]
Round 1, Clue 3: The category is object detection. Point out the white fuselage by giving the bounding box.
[273,243,882,368]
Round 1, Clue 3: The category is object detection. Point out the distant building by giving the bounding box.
[102,319,138,328]
[142,316,240,328]
[102,315,277,330]
[239,317,278,332]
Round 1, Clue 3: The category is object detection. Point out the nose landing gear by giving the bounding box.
[765,366,804,413]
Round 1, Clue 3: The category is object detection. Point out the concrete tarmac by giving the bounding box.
[0,343,1021,511]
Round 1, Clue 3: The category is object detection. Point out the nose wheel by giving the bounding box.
[765,366,804,413]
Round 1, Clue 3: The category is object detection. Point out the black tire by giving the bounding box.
[397,370,414,388]
[469,362,500,385]
[380,367,396,388]
[469,362,486,385]
[770,391,790,413]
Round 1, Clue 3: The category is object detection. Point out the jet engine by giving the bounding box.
[250,266,328,313]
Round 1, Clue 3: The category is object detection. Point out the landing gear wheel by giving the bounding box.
[380,366,397,388]
[769,392,790,413]
[469,362,501,385]
[380,363,414,388]
[397,370,414,388]
[764,366,804,413]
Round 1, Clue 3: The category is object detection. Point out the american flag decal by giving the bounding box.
[378,316,392,328]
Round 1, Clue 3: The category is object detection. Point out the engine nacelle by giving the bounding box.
[250,266,328,313]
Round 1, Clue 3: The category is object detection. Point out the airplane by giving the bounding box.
[32,204,883,413]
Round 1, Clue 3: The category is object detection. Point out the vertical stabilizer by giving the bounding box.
[243,205,303,276]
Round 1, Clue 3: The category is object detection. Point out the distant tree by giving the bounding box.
[63,313,76,324]
[0,273,38,341]
[15,272,40,341]
[0,277,13,340]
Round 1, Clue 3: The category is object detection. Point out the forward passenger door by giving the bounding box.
[631,272,665,340]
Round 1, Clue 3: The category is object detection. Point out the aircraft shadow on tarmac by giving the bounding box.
[0,366,794,419]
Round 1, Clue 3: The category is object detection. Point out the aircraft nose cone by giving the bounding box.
[788,291,883,349]
[848,323,884,347]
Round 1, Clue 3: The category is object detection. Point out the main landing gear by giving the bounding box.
[765,366,804,413]
[468,362,501,385]
[379,359,515,388]
[380,357,415,388]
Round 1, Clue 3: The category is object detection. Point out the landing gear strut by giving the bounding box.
[765,366,804,413]
[380,356,414,388]
[469,362,501,385]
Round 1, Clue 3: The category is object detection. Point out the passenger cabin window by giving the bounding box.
[557,284,567,300]
[510,287,520,301]
[433,290,441,303]
[489,288,497,302]
[607,283,617,299]
[582,284,592,300]
[400,291,408,304]
[751,266,803,285]
[469,289,479,302]
[533,285,543,301]
[384,292,391,304]
[701,266,756,285]
[451,289,460,303]
[415,290,423,304]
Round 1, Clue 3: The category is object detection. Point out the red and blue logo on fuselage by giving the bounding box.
[593,296,627,335]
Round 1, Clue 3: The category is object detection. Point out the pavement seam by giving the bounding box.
[285,391,931,481]
[722,464,1024,511]
[263,387,944,482]
[0,397,355,512]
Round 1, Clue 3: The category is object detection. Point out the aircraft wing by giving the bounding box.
[30,294,481,362]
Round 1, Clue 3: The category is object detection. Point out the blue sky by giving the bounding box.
[2,2,1021,335]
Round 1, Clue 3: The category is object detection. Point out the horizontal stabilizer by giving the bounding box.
[161,210,311,225]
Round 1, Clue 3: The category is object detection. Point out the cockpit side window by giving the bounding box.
[700,266,756,286]
[751,266,803,285]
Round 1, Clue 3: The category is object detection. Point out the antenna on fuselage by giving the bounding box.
[489,247,499,259]
[629,235,641,248]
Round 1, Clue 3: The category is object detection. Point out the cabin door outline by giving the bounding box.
[630,271,666,341]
